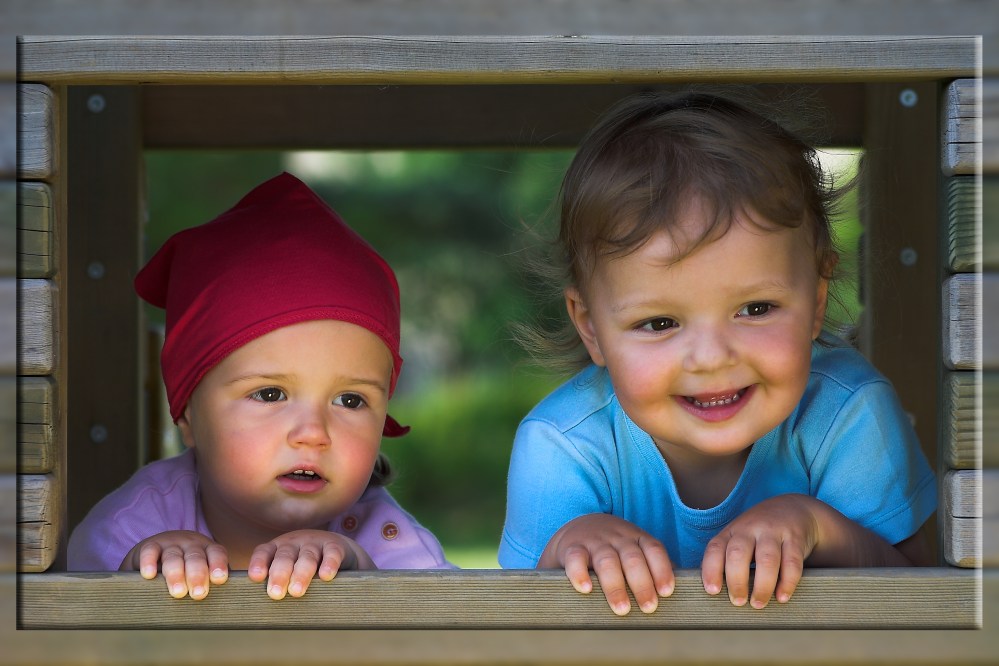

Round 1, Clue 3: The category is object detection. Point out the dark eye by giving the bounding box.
[335,393,366,409]
[251,387,286,402]
[641,317,678,332]
[739,302,773,317]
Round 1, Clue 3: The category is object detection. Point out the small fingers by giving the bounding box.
[775,542,806,604]
[317,540,348,582]
[263,544,299,600]
[247,542,277,583]
[562,544,594,594]
[286,545,324,598]
[701,535,728,596]
[723,535,754,607]
[136,542,163,580]
[206,542,230,586]
[159,545,191,599]
[590,547,631,616]
[748,536,782,609]
[640,536,675,600]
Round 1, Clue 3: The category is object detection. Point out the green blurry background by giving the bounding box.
[143,148,861,569]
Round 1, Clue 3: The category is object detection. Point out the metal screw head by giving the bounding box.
[87,94,106,113]
[900,247,918,266]
[899,89,918,108]
[86,261,106,279]
[89,424,108,444]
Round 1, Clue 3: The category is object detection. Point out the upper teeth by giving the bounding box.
[294,469,316,476]
[689,392,742,408]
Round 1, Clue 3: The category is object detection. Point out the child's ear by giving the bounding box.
[565,287,606,367]
[175,408,197,449]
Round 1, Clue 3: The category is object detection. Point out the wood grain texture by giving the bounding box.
[942,272,989,370]
[942,470,998,568]
[16,278,55,375]
[18,84,55,181]
[0,179,14,276]
[946,176,981,272]
[0,377,12,473]
[17,473,57,572]
[17,180,53,278]
[17,568,980,630]
[0,84,13,177]
[18,36,979,85]
[942,370,998,469]
[18,376,55,474]
[0,476,12,571]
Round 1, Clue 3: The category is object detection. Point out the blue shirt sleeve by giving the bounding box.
[804,378,937,545]
[499,417,613,568]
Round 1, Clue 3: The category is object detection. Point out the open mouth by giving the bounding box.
[284,469,323,481]
[684,387,749,409]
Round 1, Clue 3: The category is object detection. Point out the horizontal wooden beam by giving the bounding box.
[18,36,978,85]
[16,181,54,278]
[141,83,867,149]
[14,278,55,376]
[943,273,989,370]
[942,469,997,568]
[942,371,998,469]
[18,568,980,630]
[17,84,55,181]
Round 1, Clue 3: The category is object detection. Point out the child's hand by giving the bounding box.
[119,530,229,600]
[247,529,376,600]
[538,513,675,616]
[701,494,818,609]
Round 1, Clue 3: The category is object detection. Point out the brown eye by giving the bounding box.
[335,393,366,409]
[642,317,677,332]
[739,303,773,317]
[251,387,285,402]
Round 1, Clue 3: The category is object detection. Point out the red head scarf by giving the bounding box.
[135,172,408,436]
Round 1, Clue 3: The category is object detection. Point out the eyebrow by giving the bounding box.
[611,279,794,314]
[225,373,389,394]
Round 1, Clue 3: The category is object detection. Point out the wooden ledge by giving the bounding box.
[18,567,979,630]
[17,36,979,85]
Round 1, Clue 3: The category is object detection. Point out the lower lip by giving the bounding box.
[675,385,754,423]
[277,475,327,494]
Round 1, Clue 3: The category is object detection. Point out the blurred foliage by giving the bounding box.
[144,147,861,568]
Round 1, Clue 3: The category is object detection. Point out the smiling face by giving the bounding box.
[566,202,829,471]
[177,319,393,560]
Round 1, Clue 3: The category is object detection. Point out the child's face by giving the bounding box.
[177,319,394,542]
[566,204,828,466]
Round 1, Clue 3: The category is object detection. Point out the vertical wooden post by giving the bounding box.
[861,82,942,556]
[65,87,144,534]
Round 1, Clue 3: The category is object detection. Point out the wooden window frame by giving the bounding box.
[7,35,993,662]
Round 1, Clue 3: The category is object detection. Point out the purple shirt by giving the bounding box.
[68,448,453,571]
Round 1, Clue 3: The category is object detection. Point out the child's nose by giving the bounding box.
[682,326,737,373]
[287,403,333,448]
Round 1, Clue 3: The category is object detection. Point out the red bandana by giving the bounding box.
[135,172,408,436]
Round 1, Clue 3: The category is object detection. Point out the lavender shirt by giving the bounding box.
[68,448,453,571]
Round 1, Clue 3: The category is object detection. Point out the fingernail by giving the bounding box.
[731,596,746,606]
[211,568,226,581]
[751,599,766,609]
[170,583,186,598]
[613,602,631,616]
[778,592,790,603]
[290,582,303,596]
[640,601,657,614]
[705,583,720,595]
[660,583,674,597]
[269,585,284,599]
[191,586,206,599]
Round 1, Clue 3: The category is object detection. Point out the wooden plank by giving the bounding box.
[942,78,981,175]
[17,568,979,630]
[946,176,979,272]
[142,83,868,149]
[942,371,999,469]
[943,273,987,369]
[17,473,57,572]
[18,376,55,474]
[17,83,55,181]
[65,86,144,536]
[860,82,942,493]
[14,278,55,376]
[18,36,978,85]
[942,469,999,568]
[5,572,999,665]
[16,180,54,278]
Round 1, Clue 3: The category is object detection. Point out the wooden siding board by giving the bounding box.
[18,36,979,85]
[943,273,987,370]
[17,568,980,630]
[15,278,55,376]
[942,370,998,469]
[17,83,55,181]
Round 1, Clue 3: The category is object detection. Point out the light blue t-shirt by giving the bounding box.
[498,338,937,569]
